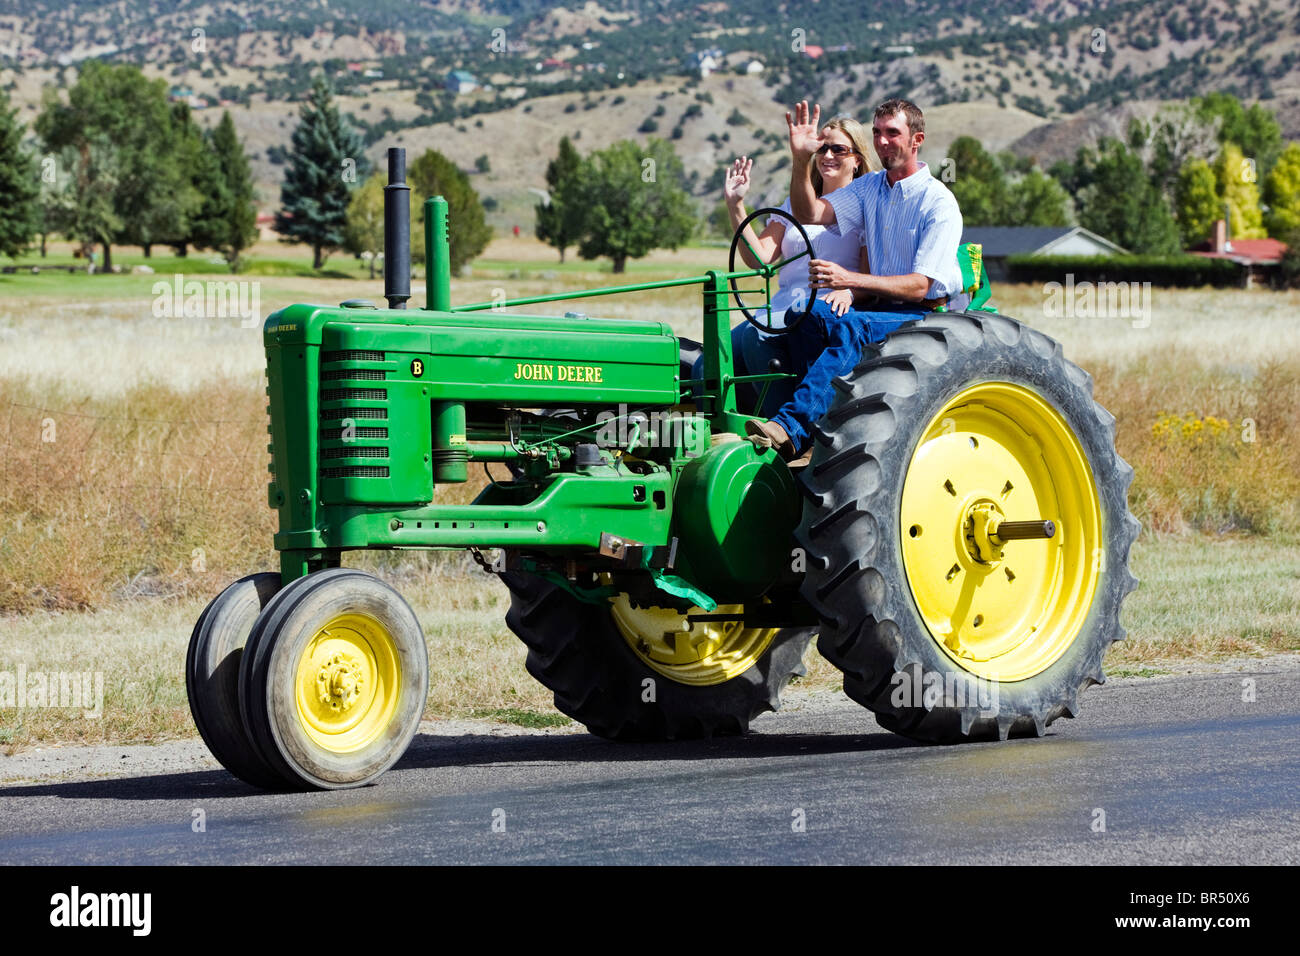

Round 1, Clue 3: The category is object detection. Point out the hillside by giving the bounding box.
[4,0,1300,230]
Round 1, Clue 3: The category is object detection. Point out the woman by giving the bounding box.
[718,116,874,417]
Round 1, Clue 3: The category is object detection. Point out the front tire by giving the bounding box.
[186,573,287,789]
[502,572,815,740]
[797,311,1139,741]
[239,568,429,789]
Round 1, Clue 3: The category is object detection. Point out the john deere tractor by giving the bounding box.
[186,149,1138,790]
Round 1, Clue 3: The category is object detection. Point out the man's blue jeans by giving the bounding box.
[770,298,929,452]
[690,322,796,418]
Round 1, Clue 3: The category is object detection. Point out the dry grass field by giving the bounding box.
[1,238,1297,750]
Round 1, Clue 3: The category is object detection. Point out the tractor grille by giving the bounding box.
[321,368,387,381]
[319,407,386,420]
[319,426,388,441]
[318,350,395,492]
[321,387,387,402]
[322,445,388,459]
[322,350,385,363]
[321,466,390,479]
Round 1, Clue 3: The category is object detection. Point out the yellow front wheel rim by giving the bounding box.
[294,613,401,753]
[900,383,1101,681]
[610,595,777,686]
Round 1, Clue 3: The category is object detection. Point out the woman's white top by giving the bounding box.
[757,197,863,328]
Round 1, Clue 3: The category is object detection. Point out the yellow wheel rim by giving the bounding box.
[294,613,401,753]
[610,595,778,686]
[900,383,1101,681]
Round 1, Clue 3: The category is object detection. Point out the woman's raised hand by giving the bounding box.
[724,156,752,205]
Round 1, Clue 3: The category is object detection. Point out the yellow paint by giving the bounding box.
[899,383,1102,681]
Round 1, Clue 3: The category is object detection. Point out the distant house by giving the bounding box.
[445,70,478,94]
[690,48,723,77]
[803,45,824,59]
[960,226,1127,281]
[745,59,764,74]
[1189,219,1286,288]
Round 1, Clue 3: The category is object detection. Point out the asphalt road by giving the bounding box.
[1,671,1297,865]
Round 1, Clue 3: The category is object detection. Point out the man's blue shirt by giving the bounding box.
[823,161,964,299]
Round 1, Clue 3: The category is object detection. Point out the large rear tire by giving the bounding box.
[501,572,815,740]
[797,311,1139,741]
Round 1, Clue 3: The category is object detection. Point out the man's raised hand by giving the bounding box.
[785,100,823,161]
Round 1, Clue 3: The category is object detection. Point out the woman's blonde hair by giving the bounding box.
[809,116,874,196]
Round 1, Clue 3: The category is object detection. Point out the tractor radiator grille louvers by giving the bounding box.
[322,445,389,459]
[320,466,390,479]
[322,350,386,363]
[318,354,394,490]
[320,368,387,381]
[319,426,389,440]
[319,407,387,420]
[321,387,388,402]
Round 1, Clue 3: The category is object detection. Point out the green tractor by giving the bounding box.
[186,149,1139,789]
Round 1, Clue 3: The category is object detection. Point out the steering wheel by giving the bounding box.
[728,206,815,334]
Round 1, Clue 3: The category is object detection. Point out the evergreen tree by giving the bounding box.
[192,111,259,271]
[1263,143,1300,238]
[274,76,370,270]
[1174,157,1221,247]
[535,136,584,262]
[1214,143,1266,239]
[575,138,694,273]
[409,149,491,275]
[1075,139,1181,254]
[0,89,39,258]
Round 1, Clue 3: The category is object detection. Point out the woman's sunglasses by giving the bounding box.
[816,143,856,156]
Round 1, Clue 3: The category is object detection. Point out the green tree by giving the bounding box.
[575,138,694,273]
[194,111,259,271]
[1214,143,1266,239]
[0,89,39,258]
[35,61,190,269]
[1173,157,1220,247]
[344,171,418,280]
[41,141,122,264]
[274,75,371,270]
[943,136,1007,226]
[408,149,491,275]
[535,136,584,263]
[1195,92,1283,174]
[1263,143,1300,237]
[1075,139,1181,254]
[1003,168,1071,226]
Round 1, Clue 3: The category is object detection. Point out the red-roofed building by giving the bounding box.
[1189,219,1288,288]
[804,45,824,59]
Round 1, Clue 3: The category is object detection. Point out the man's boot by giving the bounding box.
[744,419,798,461]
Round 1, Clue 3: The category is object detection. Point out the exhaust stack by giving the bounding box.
[384,147,410,310]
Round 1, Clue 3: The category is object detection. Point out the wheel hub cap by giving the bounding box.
[295,613,401,753]
[900,383,1102,681]
[609,594,779,686]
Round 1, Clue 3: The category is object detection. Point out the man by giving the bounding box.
[747,99,964,460]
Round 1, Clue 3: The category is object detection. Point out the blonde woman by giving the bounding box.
[719,116,874,416]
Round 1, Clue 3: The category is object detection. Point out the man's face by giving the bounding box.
[872,110,923,170]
